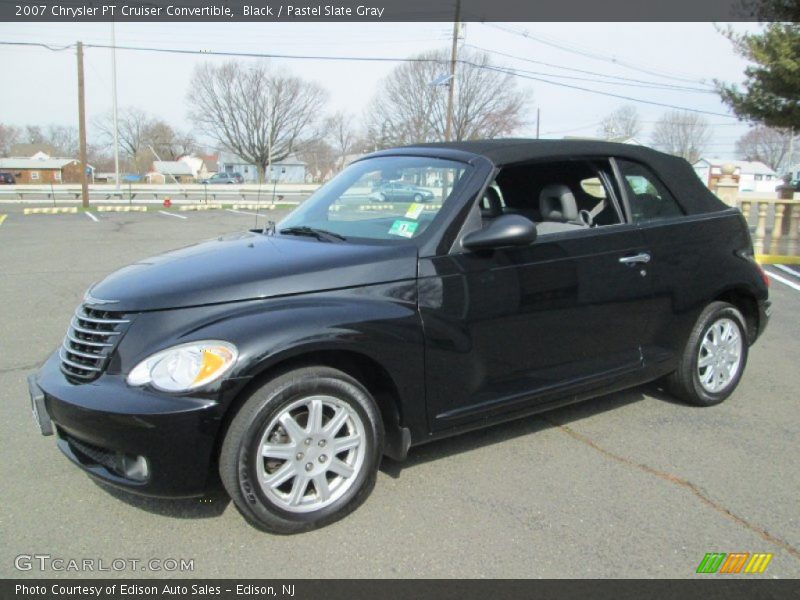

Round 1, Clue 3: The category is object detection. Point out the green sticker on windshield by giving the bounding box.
[388,220,419,238]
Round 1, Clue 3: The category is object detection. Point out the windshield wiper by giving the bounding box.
[279,226,347,242]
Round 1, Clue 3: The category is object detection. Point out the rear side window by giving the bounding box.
[616,159,683,223]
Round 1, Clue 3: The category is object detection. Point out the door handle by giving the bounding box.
[619,252,651,265]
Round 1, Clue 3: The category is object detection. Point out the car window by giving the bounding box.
[280,156,469,242]
[487,159,624,233]
[616,159,684,223]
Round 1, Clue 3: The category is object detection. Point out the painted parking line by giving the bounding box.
[158,210,188,220]
[226,208,265,217]
[773,264,800,279]
[765,268,800,293]
[0,214,6,226]
[84,211,99,222]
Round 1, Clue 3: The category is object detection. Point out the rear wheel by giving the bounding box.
[220,366,383,533]
[665,301,748,406]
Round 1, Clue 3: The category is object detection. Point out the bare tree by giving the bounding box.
[25,125,46,145]
[93,107,151,169]
[296,138,338,183]
[597,105,642,140]
[188,61,327,182]
[0,124,21,156]
[146,120,197,160]
[366,48,528,146]
[651,111,711,163]
[735,125,797,172]
[324,112,359,171]
[46,125,79,157]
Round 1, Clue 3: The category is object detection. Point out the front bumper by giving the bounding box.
[31,352,235,497]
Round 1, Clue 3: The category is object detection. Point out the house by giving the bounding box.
[146,161,195,184]
[0,152,90,184]
[693,158,779,194]
[178,153,217,181]
[218,151,306,183]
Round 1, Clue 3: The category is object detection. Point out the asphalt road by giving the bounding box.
[1,205,798,579]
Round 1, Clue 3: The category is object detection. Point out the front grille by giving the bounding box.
[59,305,131,382]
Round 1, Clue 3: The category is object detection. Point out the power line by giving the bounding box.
[465,44,714,93]
[482,23,712,86]
[0,39,738,118]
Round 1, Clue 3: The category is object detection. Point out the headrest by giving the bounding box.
[482,187,503,218]
[539,184,578,223]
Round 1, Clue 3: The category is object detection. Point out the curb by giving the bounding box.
[228,204,279,211]
[23,207,78,215]
[179,204,223,211]
[756,254,800,265]
[96,206,148,212]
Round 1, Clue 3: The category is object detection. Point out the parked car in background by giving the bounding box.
[202,172,244,184]
[370,181,435,202]
[29,140,769,534]
[0,172,16,184]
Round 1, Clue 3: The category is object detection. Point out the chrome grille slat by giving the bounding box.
[74,309,130,325]
[59,348,102,373]
[70,319,121,336]
[62,339,104,360]
[66,332,113,348]
[60,304,131,382]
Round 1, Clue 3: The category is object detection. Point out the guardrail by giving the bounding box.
[737,198,800,262]
[0,183,320,203]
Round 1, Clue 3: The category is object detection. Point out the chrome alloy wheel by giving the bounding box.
[697,317,743,394]
[256,395,366,513]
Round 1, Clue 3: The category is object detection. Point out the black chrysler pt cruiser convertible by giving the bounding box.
[29,140,770,533]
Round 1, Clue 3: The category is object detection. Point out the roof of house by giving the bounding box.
[8,143,57,158]
[694,158,777,175]
[0,157,78,170]
[152,161,194,176]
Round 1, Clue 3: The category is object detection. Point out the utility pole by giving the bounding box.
[536,108,540,139]
[111,23,121,190]
[77,41,89,208]
[444,0,461,142]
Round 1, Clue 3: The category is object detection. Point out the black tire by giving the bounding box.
[665,301,749,407]
[219,366,384,534]
[413,193,423,202]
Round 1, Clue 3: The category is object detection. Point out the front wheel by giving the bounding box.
[220,366,383,533]
[665,301,748,407]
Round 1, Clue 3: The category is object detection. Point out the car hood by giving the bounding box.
[86,232,418,312]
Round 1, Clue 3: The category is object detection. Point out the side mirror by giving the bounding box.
[462,214,537,251]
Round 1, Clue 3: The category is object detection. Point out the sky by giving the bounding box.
[0,21,762,159]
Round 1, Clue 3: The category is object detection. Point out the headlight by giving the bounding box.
[127,341,238,392]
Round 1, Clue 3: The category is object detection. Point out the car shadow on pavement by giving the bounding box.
[91,479,231,519]
[380,385,664,478]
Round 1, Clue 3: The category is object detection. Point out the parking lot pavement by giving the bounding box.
[1,210,798,579]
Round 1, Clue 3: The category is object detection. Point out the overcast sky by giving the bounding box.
[0,21,761,159]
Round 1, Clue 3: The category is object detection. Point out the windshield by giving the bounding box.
[279,156,470,241]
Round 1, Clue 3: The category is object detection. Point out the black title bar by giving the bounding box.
[0,0,790,22]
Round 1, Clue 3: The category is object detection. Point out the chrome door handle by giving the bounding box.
[619,252,651,265]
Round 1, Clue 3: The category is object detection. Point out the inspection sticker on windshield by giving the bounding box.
[405,203,424,220]
[388,220,418,238]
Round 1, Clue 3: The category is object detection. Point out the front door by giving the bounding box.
[419,160,654,432]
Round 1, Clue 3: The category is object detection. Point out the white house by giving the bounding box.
[178,154,217,180]
[217,151,306,183]
[693,158,779,194]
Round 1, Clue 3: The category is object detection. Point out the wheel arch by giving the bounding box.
[714,286,760,344]
[217,346,411,465]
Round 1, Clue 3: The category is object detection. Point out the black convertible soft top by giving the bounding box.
[393,139,727,215]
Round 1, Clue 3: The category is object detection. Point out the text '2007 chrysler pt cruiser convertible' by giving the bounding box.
[29,140,770,533]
